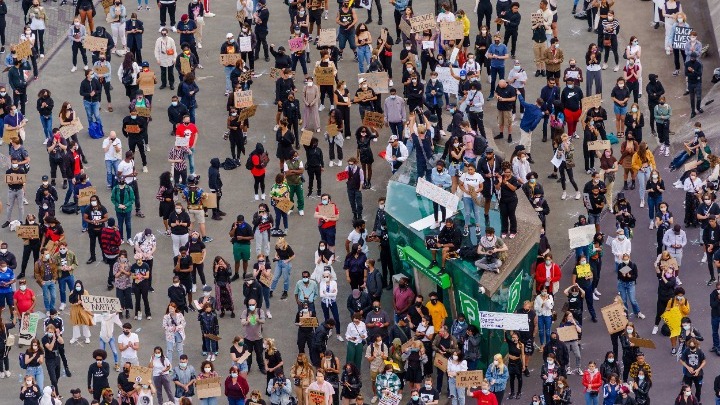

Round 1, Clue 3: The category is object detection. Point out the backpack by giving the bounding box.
[245,154,255,170]
[19,352,27,369]
[472,135,487,156]
[222,158,239,170]
[258,152,269,168]
[88,121,104,139]
[121,67,134,86]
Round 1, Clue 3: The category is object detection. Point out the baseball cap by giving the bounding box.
[388,135,398,143]
[41,175,49,181]
[358,77,367,84]
[226,33,234,39]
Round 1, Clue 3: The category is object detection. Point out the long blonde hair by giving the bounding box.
[276,237,288,250]
[493,353,505,373]
[264,338,278,355]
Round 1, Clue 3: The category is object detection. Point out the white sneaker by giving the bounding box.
[336,335,344,342]
[206,354,212,361]
[137,314,142,321]
[649,220,654,230]
[652,325,659,335]
[512,113,516,122]
[0,371,6,378]
[430,222,440,230]
[602,63,608,70]
[389,80,393,87]
[273,125,279,131]
[323,9,328,19]
[142,166,148,173]
[146,316,152,320]
[637,312,646,319]
[59,303,66,311]
[371,397,378,404]
[299,210,305,216]
[261,194,266,200]
[592,293,600,301]
[205,12,215,17]
[594,288,601,295]
[561,191,567,200]
[22,198,28,205]
[674,180,683,189]
[145,145,151,152]
[197,43,203,49]
[336,160,342,166]
[640,199,645,208]
[85,337,91,344]
[171,26,177,32]
[664,148,669,157]
[254,194,260,200]
[701,255,707,263]
[71,66,77,72]
[69,338,78,344]
[613,66,619,72]
[266,310,272,319]
[318,104,325,112]
[210,353,216,361]
[575,191,581,200]
[84,65,89,70]
[4,371,9,378]
[329,161,334,167]
[192,284,197,293]
[676,276,682,285]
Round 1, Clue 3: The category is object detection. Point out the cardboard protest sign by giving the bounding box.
[94,65,110,76]
[136,107,152,118]
[456,370,484,388]
[234,90,253,109]
[531,12,543,26]
[238,105,258,121]
[318,203,337,219]
[401,338,415,353]
[197,376,222,399]
[5,174,26,185]
[362,111,385,128]
[587,140,610,151]
[672,26,693,50]
[410,13,436,33]
[299,317,319,327]
[236,10,247,21]
[416,177,460,210]
[568,224,596,249]
[433,353,448,371]
[308,389,326,405]
[16,225,39,239]
[129,366,153,384]
[479,311,529,331]
[125,124,141,134]
[326,124,339,137]
[180,58,192,74]
[14,40,33,59]
[289,37,305,53]
[601,302,628,334]
[59,121,84,139]
[81,295,122,312]
[203,333,222,341]
[101,0,114,12]
[556,325,579,342]
[422,41,435,49]
[83,36,108,52]
[276,198,294,213]
[78,187,97,206]
[190,252,204,264]
[203,193,217,209]
[239,37,252,52]
[318,29,336,47]
[2,128,18,144]
[220,53,243,66]
[439,21,464,39]
[270,67,282,79]
[358,72,389,93]
[399,19,412,37]
[629,337,657,349]
[259,271,273,287]
[315,67,336,86]
[300,129,314,147]
[435,67,461,95]
[336,170,349,181]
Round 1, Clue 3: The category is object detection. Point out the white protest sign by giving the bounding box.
[479,311,529,331]
[568,224,596,249]
[416,177,460,210]
[435,67,461,96]
[239,37,252,52]
[81,295,122,312]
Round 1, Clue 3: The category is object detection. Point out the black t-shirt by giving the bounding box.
[276,246,295,260]
[84,207,107,230]
[499,177,521,202]
[680,348,706,376]
[41,335,58,360]
[610,86,630,106]
[131,262,150,284]
[232,221,253,245]
[174,255,193,280]
[419,388,440,404]
[187,239,206,253]
[496,86,516,111]
[567,293,584,313]
[169,211,191,235]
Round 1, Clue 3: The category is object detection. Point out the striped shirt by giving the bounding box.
[168,146,190,171]
[601,20,620,36]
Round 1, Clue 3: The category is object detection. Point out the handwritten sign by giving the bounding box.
[94,65,109,76]
[299,317,319,327]
[59,121,84,139]
[300,129,314,146]
[239,37,252,52]
[101,0,114,12]
[580,94,603,128]
[19,312,40,346]
[601,302,628,334]
[422,41,434,49]
[568,224,596,249]
[575,263,592,279]
[136,107,151,118]
[289,37,305,53]
[409,13,436,33]
[479,311,529,331]
[315,66,335,86]
[439,21,464,40]
[5,174,26,185]
[180,58,192,74]
[129,366,153,384]
[556,325,579,342]
[14,40,33,60]
[362,111,385,129]
[587,139,610,151]
[672,26,693,50]
[326,124,339,137]
[125,124,141,135]
[16,225,39,239]
[378,393,402,405]
[355,90,373,102]
[259,271,272,287]
[531,12,544,26]
[78,186,97,206]
[83,36,108,52]
[276,198,294,213]
[234,90,253,109]
[270,67,282,79]
[358,72,389,93]
[220,53,243,66]
[81,295,122,313]
[174,136,190,148]
[318,203,336,219]
[456,370,484,388]
[318,29,336,47]
[197,376,222,399]
[308,389,326,405]
[416,177,460,210]
[435,67,461,96]
[238,105,258,121]
[190,252,204,264]
[399,18,412,37]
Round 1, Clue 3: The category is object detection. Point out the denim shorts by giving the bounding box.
[613,104,628,115]
[448,162,462,177]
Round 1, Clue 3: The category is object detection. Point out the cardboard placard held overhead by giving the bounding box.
[180,58,192,74]
[318,29,336,47]
[234,90,253,109]
[94,66,110,76]
[190,252,205,264]
[300,129,314,146]
[59,121,84,139]
[197,376,222,399]
[220,53,243,66]
[362,111,385,128]
[629,337,657,349]
[136,107,152,118]
[433,353,448,372]
[456,370,484,388]
[239,37,252,52]
[358,72,389,93]
[5,174,26,185]
[238,105,258,121]
[14,40,34,59]
[299,317,319,327]
[315,67,336,86]
[326,124,339,137]
[81,295,122,312]
[601,302,628,334]
[276,198,294,213]
[439,21,464,39]
[83,36,108,52]
[556,325,579,342]
[203,193,217,209]
[16,225,39,239]
[409,13,436,33]
[289,37,305,53]
[308,389,326,405]
[129,366,153,384]
[78,187,97,206]
[587,140,611,151]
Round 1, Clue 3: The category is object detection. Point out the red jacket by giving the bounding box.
[582,370,603,392]
[224,376,249,399]
[534,262,562,293]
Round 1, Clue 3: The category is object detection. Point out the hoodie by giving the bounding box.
[519,94,543,133]
[209,158,222,191]
[645,74,665,104]
[91,27,115,59]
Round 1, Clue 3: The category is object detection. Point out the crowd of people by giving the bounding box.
[0,0,719,404]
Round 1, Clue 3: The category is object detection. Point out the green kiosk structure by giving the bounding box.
[383,159,540,370]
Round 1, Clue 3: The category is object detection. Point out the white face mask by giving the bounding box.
[20,285,27,291]
[91,201,98,207]
[204,368,212,373]
[626,328,633,334]
[175,208,182,213]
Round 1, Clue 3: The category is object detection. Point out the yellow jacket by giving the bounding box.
[631,151,656,172]
[459,15,471,36]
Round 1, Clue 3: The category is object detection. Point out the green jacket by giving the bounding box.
[110,185,135,213]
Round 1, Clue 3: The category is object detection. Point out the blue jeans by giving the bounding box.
[617,280,641,314]
[538,315,552,346]
[188,147,196,174]
[116,211,132,240]
[338,29,356,51]
[58,274,75,304]
[711,316,720,350]
[462,197,483,227]
[41,281,57,311]
[647,194,662,220]
[105,159,119,188]
[40,115,53,140]
[273,206,288,229]
[166,332,184,363]
[224,66,234,93]
[228,399,245,405]
[389,122,404,138]
[79,205,89,230]
[636,167,650,201]
[489,66,505,97]
[63,180,75,205]
[584,392,599,405]
[357,45,371,73]
[448,377,465,405]
[271,260,292,292]
[200,398,219,405]
[321,300,341,333]
[100,336,120,363]
[261,284,271,309]
[83,100,102,126]
[26,365,44,389]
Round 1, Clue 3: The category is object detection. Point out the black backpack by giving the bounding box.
[222,158,239,170]
[472,135,487,156]
[245,153,255,170]
[121,67,134,86]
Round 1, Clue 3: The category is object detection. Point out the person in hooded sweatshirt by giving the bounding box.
[65,388,90,405]
[645,74,665,137]
[90,26,115,63]
[208,157,225,220]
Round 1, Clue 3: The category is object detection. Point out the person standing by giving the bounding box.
[68,19,89,72]
[685,52,703,118]
[710,282,720,354]
[487,34,508,99]
[117,150,145,217]
[253,0,270,62]
[53,242,78,312]
[230,215,254,280]
[345,157,364,221]
[125,13,144,64]
[102,131,122,189]
[284,150,306,216]
[111,181,135,243]
[154,28,177,90]
[241,299,267,374]
[34,248,58,315]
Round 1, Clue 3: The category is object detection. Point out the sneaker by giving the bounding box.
[640,199,645,208]
[389,80,393,87]
[146,315,152,320]
[652,325,659,335]
[192,284,197,293]
[430,222,440,230]
[649,221,654,230]
[676,276,683,285]
[509,233,517,239]
[266,310,272,319]
[594,288,602,296]
[613,65,619,72]
[371,397,378,404]
[299,210,304,216]
[664,148,669,157]
[23,198,28,205]
[318,104,325,112]
[84,65,89,70]
[59,303,66,311]
[707,278,716,286]
[336,335,344,342]
[561,191,567,200]
[702,255,708,264]
[261,194,266,200]
[197,43,202,49]
[337,160,342,166]
[637,312,645,319]
[85,337,90,344]
[281,291,288,300]
[567,367,574,375]
[576,367,583,375]
[206,353,212,361]
[142,166,148,173]
[462,227,469,236]
[323,9,328,19]
[575,191,581,200]
[202,236,213,243]
[273,125,279,131]
[602,63,608,70]
[329,161,334,167]
[254,194,259,200]
[71,66,77,72]
[592,293,599,301]
[69,338,78,344]
[137,314,142,321]
[671,347,677,355]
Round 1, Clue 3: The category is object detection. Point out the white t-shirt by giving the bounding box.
[102,137,122,161]
[347,229,368,254]
[117,159,135,184]
[283,161,305,172]
[459,172,483,198]
[118,332,139,358]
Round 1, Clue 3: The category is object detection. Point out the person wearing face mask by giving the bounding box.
[251,205,274,258]
[32,246,59,315]
[68,280,93,344]
[652,251,677,335]
[674,385,698,405]
[171,354,196,401]
[678,317,704,355]
[225,365,250,405]
[19,214,42,279]
[110,251,133,319]
[685,52,704,119]
[67,18,90,73]
[86,349,111,401]
[471,380,498,405]
[197,302,219,361]
[599,351,620,385]
[486,35,508,100]
[146,347,173,404]
[82,195,108,264]
[108,0,128,55]
[653,95,672,154]
[616,252,644,319]
[664,287,691,354]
